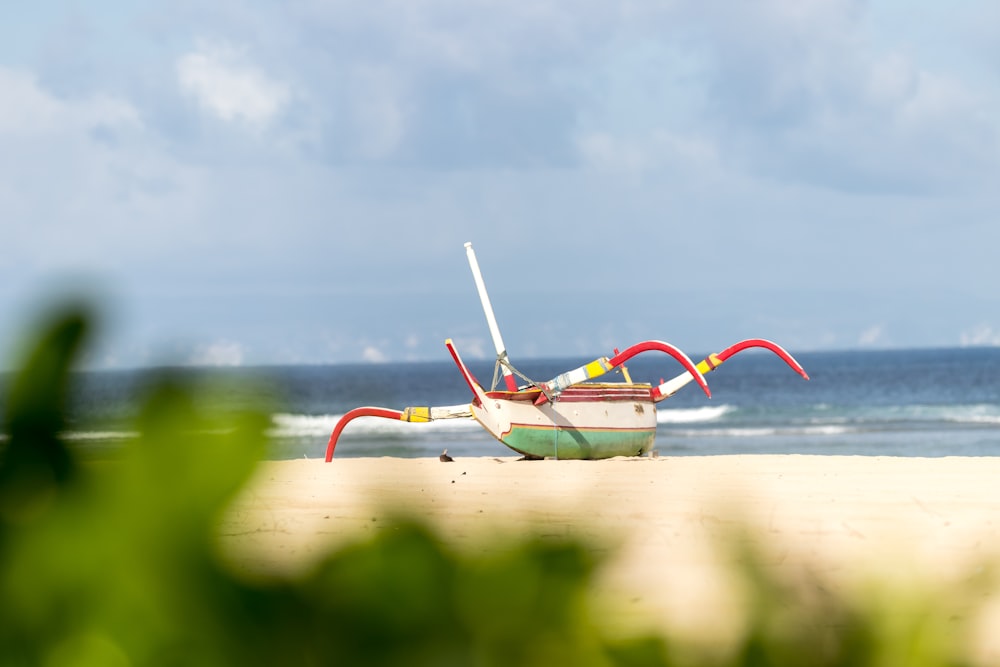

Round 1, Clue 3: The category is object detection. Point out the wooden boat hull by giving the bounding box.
[472,384,657,459]
[498,425,655,459]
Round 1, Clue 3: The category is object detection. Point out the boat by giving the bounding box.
[325,243,809,460]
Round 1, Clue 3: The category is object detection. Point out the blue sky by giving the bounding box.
[2,1,999,369]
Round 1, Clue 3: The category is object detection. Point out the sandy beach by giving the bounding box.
[219,454,1000,647]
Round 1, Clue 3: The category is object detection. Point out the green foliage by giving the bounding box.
[0,304,631,666]
[0,303,991,666]
[717,533,982,667]
[0,305,86,513]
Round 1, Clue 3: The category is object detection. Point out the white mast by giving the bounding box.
[464,242,518,391]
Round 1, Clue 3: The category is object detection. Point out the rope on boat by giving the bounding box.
[490,354,541,393]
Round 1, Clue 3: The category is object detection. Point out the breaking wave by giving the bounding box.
[268,412,482,439]
[670,424,852,438]
[62,430,139,441]
[656,405,733,424]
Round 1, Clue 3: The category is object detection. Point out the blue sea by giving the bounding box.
[8,347,1000,460]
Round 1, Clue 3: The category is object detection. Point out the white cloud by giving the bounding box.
[177,42,290,127]
[187,340,245,367]
[858,324,886,346]
[0,66,141,137]
[561,2,999,193]
[361,345,388,363]
[0,66,162,276]
[960,325,1000,347]
[455,337,488,360]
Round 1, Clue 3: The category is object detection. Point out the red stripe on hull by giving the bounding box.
[486,384,653,403]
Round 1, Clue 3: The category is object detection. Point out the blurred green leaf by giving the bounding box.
[0,304,88,521]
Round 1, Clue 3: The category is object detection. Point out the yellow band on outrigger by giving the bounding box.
[696,353,722,374]
[402,406,432,422]
[584,358,611,378]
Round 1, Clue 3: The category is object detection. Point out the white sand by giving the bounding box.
[219,455,1000,646]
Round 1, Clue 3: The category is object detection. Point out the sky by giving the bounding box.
[2,1,999,370]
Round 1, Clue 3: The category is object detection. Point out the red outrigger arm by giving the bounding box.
[535,340,711,405]
[607,340,713,396]
[325,407,404,461]
[651,338,809,402]
[324,401,473,461]
[533,338,807,405]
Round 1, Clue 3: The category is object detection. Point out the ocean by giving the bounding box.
[5,347,1000,460]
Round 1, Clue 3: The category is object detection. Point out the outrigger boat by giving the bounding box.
[325,243,809,461]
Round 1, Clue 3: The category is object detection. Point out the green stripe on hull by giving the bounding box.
[502,425,655,460]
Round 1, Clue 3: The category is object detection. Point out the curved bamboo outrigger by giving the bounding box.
[324,243,809,461]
